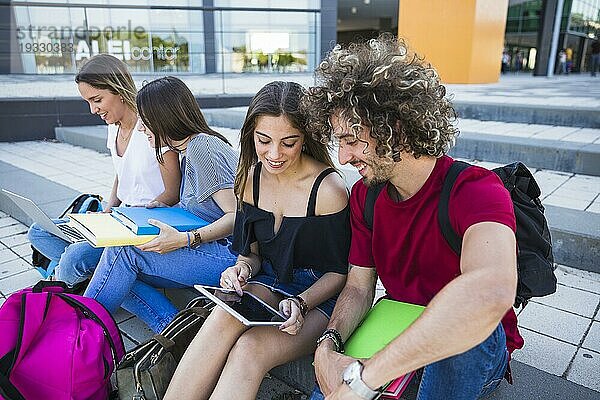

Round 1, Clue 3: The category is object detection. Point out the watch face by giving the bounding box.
[343,361,360,384]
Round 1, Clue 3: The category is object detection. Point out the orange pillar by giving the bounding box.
[398,0,509,84]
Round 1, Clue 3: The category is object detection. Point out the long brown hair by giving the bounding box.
[234,81,334,207]
[136,76,231,163]
[75,54,137,114]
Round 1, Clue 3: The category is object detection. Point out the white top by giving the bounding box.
[106,124,166,206]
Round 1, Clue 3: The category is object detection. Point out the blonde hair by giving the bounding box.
[75,54,137,114]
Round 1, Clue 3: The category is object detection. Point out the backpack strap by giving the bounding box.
[77,196,102,213]
[59,194,88,218]
[0,371,26,400]
[438,161,471,256]
[306,168,337,216]
[363,183,386,230]
[0,294,27,400]
[59,194,102,218]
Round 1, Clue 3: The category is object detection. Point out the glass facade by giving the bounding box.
[214,9,318,73]
[11,1,321,74]
[505,0,600,73]
[505,0,543,72]
[506,0,543,34]
[567,0,600,35]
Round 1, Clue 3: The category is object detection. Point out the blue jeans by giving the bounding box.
[28,220,104,285]
[84,241,237,333]
[250,260,338,318]
[310,324,508,400]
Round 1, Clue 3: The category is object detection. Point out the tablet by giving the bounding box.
[195,285,287,326]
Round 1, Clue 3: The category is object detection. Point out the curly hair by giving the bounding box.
[301,33,458,160]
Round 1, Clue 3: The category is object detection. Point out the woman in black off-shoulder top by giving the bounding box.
[166,81,350,400]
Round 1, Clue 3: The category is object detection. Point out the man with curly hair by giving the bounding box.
[302,34,523,400]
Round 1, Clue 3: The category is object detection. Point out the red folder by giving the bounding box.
[381,371,416,399]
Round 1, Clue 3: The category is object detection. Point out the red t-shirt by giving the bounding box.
[348,156,524,354]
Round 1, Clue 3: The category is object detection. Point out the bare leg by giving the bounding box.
[209,309,329,400]
[164,307,248,400]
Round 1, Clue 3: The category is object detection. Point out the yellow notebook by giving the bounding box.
[68,213,157,247]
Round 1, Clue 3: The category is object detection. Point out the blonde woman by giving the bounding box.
[27,54,180,290]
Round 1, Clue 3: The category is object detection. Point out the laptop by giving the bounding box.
[2,189,85,243]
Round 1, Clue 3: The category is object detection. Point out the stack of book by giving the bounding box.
[67,207,209,247]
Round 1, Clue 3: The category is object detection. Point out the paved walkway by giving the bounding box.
[0,132,599,395]
[2,73,600,110]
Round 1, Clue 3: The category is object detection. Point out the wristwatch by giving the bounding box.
[342,360,380,400]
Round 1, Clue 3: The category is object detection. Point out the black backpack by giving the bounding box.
[31,193,103,279]
[363,161,556,308]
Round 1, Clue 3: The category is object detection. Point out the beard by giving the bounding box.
[362,155,395,187]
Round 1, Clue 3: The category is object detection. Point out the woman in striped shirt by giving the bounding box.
[84,76,238,333]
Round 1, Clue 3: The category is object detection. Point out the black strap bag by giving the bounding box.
[31,193,103,279]
[116,298,213,400]
[363,161,556,309]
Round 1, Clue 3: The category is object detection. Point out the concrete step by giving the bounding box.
[55,125,109,155]
[0,95,254,142]
[266,356,600,400]
[0,161,79,226]
[450,131,600,177]
[453,101,600,129]
[57,121,600,177]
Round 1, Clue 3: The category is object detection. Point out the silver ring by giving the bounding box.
[224,278,233,288]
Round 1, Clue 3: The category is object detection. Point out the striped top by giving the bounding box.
[180,133,238,223]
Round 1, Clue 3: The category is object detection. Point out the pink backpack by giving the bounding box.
[0,281,125,400]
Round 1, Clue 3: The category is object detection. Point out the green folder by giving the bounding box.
[344,299,425,359]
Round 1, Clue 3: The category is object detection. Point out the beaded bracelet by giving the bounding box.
[186,231,192,248]
[316,328,345,353]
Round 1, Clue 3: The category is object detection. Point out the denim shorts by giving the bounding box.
[248,260,337,318]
